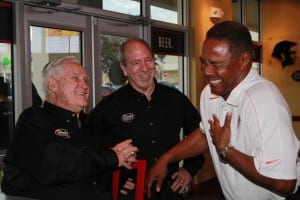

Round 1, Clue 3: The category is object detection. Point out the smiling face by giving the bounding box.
[200,39,250,100]
[120,40,156,96]
[47,61,89,113]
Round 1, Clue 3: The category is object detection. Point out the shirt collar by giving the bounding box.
[209,69,258,107]
[43,101,85,123]
[125,79,158,100]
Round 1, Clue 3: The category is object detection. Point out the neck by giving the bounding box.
[138,82,155,101]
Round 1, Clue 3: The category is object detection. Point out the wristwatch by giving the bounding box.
[218,144,231,163]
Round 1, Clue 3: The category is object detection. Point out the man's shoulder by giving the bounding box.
[18,105,49,123]
[156,83,185,97]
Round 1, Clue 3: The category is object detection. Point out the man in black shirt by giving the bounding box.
[88,38,204,200]
[1,56,138,200]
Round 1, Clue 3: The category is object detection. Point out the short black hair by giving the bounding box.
[206,21,253,56]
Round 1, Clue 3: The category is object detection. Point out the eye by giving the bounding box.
[210,61,223,68]
[199,58,224,70]
[129,61,140,66]
[71,76,79,81]
[83,76,89,83]
[145,58,154,63]
[199,59,206,65]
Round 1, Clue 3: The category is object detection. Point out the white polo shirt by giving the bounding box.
[200,69,300,200]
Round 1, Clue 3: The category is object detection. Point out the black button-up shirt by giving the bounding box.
[88,82,204,178]
[1,101,118,200]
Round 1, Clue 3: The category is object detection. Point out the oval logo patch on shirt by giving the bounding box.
[121,113,135,123]
[54,129,71,139]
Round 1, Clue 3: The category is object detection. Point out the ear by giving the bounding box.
[47,77,58,93]
[239,52,251,71]
[120,63,128,76]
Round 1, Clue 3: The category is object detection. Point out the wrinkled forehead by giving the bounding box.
[60,61,87,76]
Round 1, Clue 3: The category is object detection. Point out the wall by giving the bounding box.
[188,0,232,184]
[262,0,300,139]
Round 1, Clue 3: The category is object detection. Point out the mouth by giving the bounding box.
[75,91,88,97]
[208,78,222,85]
[139,72,152,80]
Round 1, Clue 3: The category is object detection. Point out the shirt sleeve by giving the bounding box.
[244,83,299,180]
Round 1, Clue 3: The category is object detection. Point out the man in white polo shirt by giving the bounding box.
[146,21,300,200]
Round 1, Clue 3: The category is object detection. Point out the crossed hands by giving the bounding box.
[112,139,138,169]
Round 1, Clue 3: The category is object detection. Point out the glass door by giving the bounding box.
[24,4,93,109]
[94,17,142,103]
[0,0,13,186]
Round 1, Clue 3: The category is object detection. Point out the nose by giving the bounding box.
[79,78,89,89]
[140,61,149,71]
[201,63,215,76]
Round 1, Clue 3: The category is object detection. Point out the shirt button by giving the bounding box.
[149,122,153,126]
[147,105,151,109]
[151,140,155,144]
[66,120,70,123]
[72,114,75,117]
[93,181,97,185]
[154,158,158,161]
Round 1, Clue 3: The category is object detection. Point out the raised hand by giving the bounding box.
[208,112,232,152]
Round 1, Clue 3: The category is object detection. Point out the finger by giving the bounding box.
[208,119,214,131]
[123,181,135,190]
[171,171,178,180]
[155,178,163,193]
[170,178,182,192]
[212,113,220,125]
[146,179,152,198]
[224,112,232,128]
[123,162,132,170]
[146,176,155,198]
[115,139,132,152]
[120,189,128,195]
[178,184,186,194]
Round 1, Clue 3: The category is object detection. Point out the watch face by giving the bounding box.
[218,146,228,163]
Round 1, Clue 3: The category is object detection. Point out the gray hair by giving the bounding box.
[42,56,80,96]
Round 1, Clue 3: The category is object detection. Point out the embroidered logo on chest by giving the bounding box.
[121,113,135,123]
[54,129,71,139]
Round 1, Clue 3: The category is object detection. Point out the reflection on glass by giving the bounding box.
[232,0,241,23]
[155,54,182,90]
[103,0,140,16]
[0,43,13,151]
[246,0,259,34]
[100,35,127,97]
[30,26,81,101]
[151,0,182,24]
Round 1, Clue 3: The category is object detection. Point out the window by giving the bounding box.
[0,0,13,183]
[102,0,140,16]
[151,0,183,24]
[232,0,261,72]
[100,35,127,97]
[151,27,185,91]
[30,26,81,100]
